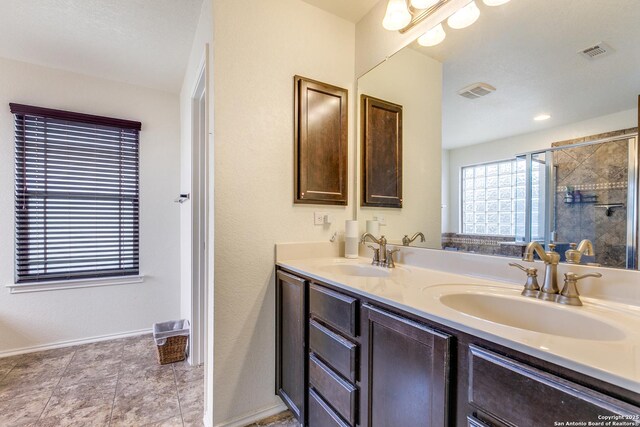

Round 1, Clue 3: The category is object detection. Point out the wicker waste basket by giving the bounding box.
[153,319,190,365]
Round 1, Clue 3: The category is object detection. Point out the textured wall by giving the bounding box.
[0,57,181,353]
[213,0,355,423]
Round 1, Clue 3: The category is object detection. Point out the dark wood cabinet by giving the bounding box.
[360,304,451,427]
[294,76,348,205]
[275,267,640,427]
[361,95,403,208]
[467,345,640,427]
[275,271,307,421]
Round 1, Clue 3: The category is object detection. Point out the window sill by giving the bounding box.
[6,275,145,294]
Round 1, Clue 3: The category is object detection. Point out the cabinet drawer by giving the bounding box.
[310,319,357,382]
[468,345,640,426]
[309,353,357,425]
[309,283,358,337]
[309,388,350,427]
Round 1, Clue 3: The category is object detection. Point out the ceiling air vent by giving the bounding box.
[579,42,614,59]
[457,82,496,100]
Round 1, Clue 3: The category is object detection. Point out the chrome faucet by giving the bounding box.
[523,242,560,301]
[565,239,595,264]
[361,233,398,268]
[402,232,425,246]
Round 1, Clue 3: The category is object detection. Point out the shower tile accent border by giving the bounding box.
[557,181,627,192]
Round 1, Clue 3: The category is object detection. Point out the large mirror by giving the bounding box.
[356,0,639,270]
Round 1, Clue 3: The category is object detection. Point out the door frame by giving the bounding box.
[190,51,209,366]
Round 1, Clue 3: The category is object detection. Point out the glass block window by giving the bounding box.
[462,159,526,236]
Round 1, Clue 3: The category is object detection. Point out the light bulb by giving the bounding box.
[447,1,480,29]
[417,24,446,47]
[483,0,510,5]
[411,0,439,9]
[383,0,412,31]
[534,114,551,121]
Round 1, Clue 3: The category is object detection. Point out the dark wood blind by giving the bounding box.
[11,103,141,283]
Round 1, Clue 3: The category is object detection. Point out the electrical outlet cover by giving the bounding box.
[314,212,325,225]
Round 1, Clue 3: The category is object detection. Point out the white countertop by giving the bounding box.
[277,256,640,395]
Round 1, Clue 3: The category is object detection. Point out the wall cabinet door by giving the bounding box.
[360,304,451,427]
[360,95,403,208]
[276,271,307,422]
[294,75,348,205]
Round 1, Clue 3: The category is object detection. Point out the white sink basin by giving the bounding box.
[439,292,626,341]
[321,264,391,278]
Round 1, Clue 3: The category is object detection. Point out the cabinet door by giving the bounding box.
[468,345,640,426]
[294,75,348,205]
[360,95,403,208]
[361,304,451,427]
[276,271,307,422]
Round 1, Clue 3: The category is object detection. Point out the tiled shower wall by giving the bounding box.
[552,128,636,268]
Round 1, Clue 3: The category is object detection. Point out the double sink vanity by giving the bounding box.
[274,242,640,426]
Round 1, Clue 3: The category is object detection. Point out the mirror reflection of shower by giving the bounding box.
[517,131,638,269]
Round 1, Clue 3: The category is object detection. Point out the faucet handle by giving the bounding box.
[572,272,602,281]
[548,243,557,252]
[367,245,380,265]
[385,248,400,268]
[558,272,602,306]
[509,263,537,276]
[509,263,540,297]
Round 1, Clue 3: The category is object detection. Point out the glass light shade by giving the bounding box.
[447,1,480,29]
[417,24,446,46]
[383,0,412,31]
[483,0,510,5]
[411,0,439,9]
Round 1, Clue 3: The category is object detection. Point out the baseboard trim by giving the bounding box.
[0,328,152,358]
[214,403,289,427]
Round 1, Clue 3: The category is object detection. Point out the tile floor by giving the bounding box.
[0,334,204,426]
[246,411,297,427]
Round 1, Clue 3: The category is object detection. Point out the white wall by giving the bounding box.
[445,108,637,233]
[178,0,215,424]
[212,0,355,423]
[0,57,181,353]
[358,48,442,248]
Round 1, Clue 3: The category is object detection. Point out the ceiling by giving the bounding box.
[411,0,640,149]
[0,0,204,93]
[300,0,380,22]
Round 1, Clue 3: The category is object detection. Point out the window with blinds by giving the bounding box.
[11,103,141,283]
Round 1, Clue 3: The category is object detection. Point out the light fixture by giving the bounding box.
[534,114,551,121]
[447,1,480,29]
[383,0,412,31]
[418,23,446,46]
[482,0,510,5]
[411,0,440,9]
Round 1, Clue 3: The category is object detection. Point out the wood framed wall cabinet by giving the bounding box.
[361,95,403,208]
[294,75,348,205]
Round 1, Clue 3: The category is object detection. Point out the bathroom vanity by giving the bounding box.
[275,250,640,427]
